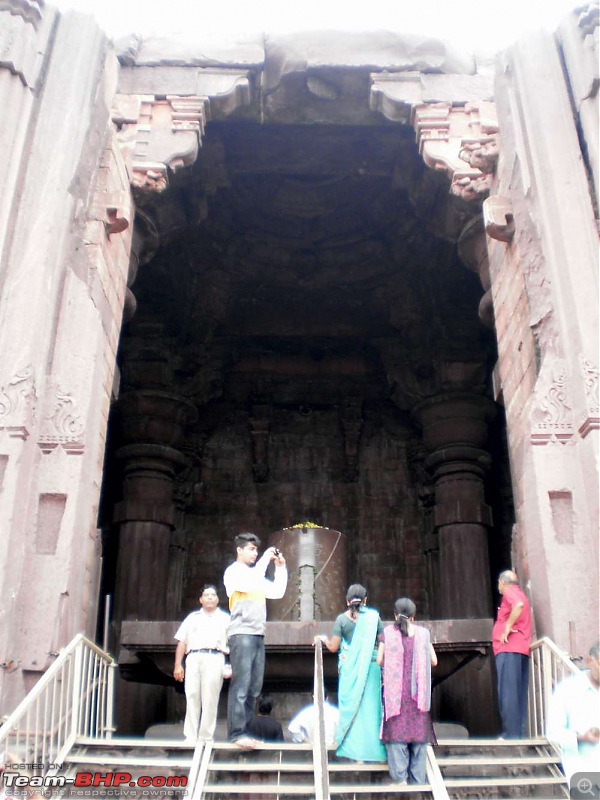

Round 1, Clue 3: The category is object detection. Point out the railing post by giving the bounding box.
[541,641,553,737]
[106,662,117,739]
[312,638,330,800]
[70,641,84,740]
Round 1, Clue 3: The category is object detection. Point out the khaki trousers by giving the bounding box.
[184,651,225,741]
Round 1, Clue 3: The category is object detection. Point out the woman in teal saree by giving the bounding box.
[320,584,386,762]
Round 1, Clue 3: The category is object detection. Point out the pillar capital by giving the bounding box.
[412,391,496,452]
[117,389,198,447]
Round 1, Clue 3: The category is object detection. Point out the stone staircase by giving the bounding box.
[435,738,568,798]
[61,736,568,800]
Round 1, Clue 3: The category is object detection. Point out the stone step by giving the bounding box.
[76,736,194,749]
[66,753,193,768]
[202,783,432,795]
[443,775,566,789]
[436,755,558,767]
[207,762,389,772]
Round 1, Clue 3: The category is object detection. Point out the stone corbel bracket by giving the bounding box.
[413,103,493,203]
[370,73,497,204]
[112,70,251,194]
[483,195,515,242]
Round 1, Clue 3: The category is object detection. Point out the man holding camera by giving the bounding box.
[223,532,287,748]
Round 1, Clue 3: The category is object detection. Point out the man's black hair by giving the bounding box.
[257,695,273,715]
[235,532,261,549]
[200,584,217,595]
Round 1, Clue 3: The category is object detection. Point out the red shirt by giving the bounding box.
[492,584,532,656]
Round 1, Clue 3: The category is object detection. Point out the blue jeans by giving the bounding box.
[227,634,265,741]
[386,742,428,784]
[496,652,530,738]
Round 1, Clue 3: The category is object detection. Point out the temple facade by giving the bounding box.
[0,0,597,735]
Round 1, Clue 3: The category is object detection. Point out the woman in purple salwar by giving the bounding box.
[377,597,438,786]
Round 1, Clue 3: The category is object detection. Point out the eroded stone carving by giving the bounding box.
[579,356,600,437]
[38,385,85,454]
[531,360,575,444]
[0,366,35,439]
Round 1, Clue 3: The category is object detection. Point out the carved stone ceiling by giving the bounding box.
[128,118,490,409]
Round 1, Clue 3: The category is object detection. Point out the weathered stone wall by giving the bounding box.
[488,11,598,654]
[0,4,132,711]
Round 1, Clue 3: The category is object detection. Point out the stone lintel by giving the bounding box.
[370,72,493,118]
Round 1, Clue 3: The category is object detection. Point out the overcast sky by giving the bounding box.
[50,0,581,56]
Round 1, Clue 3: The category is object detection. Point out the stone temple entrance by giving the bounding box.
[98,93,514,736]
[1,2,596,744]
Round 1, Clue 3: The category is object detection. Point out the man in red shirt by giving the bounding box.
[492,570,532,738]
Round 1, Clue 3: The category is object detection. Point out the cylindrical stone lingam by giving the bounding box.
[267,526,347,621]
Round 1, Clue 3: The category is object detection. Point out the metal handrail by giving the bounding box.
[0,633,115,774]
[312,638,330,800]
[527,636,579,738]
[426,745,450,800]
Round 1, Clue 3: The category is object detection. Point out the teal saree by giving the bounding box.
[336,606,386,762]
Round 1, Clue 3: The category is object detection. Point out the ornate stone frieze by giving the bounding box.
[579,355,600,437]
[37,384,85,454]
[113,71,250,194]
[0,366,35,439]
[530,360,575,444]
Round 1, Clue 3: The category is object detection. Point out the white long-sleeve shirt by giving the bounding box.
[546,669,600,782]
[223,551,287,636]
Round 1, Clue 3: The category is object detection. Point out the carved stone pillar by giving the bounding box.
[112,390,197,623]
[413,393,495,619]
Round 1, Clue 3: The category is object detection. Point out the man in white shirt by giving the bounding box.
[547,641,600,785]
[223,532,287,748]
[173,584,230,743]
[288,695,339,747]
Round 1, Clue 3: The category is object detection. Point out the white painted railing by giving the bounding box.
[312,638,330,800]
[527,636,579,738]
[0,634,115,773]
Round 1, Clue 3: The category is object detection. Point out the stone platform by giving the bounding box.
[119,618,493,691]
